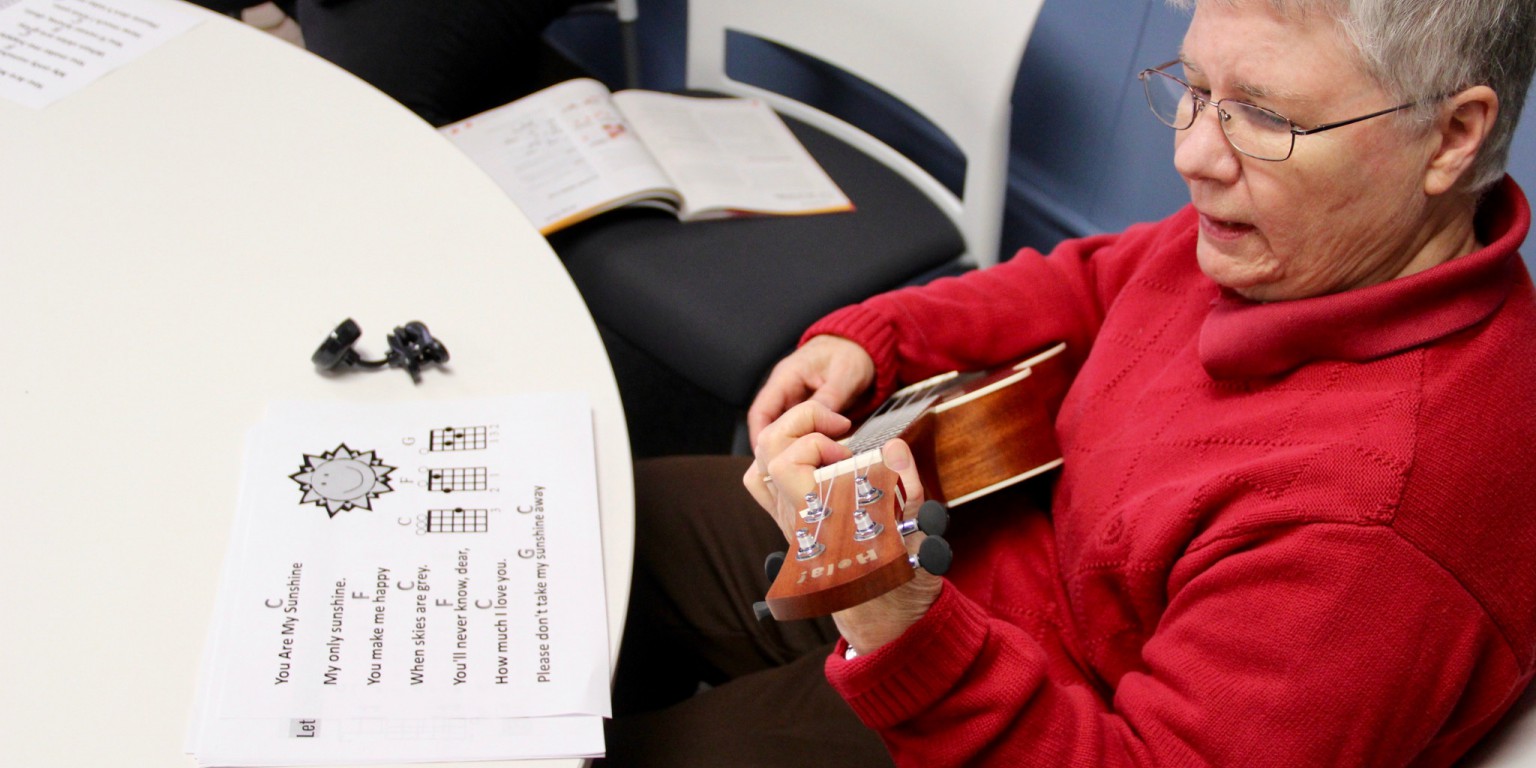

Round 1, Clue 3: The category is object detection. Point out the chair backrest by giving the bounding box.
[569,1,642,88]
[685,0,1046,267]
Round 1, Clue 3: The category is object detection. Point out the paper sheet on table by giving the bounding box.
[190,715,604,767]
[0,0,202,108]
[188,394,610,764]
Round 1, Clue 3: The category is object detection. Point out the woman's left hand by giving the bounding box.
[743,401,943,654]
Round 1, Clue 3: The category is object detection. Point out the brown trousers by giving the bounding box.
[598,456,894,768]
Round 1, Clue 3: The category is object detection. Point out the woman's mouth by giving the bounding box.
[1199,213,1256,242]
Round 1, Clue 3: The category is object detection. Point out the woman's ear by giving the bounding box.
[1424,85,1499,196]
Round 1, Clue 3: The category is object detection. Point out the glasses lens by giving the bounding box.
[1143,69,1197,129]
[1220,101,1294,161]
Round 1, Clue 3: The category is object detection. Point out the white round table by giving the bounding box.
[0,5,633,767]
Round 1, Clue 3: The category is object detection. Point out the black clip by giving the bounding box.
[312,318,449,383]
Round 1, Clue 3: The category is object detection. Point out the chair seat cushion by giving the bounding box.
[549,111,965,408]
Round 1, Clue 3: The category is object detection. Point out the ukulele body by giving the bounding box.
[902,343,1070,507]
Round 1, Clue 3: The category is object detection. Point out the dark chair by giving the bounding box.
[548,0,1047,457]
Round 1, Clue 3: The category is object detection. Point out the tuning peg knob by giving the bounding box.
[898,499,950,537]
[917,500,949,536]
[752,600,773,622]
[908,535,953,576]
[764,550,786,582]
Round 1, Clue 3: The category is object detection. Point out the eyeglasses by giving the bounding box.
[1137,59,1418,161]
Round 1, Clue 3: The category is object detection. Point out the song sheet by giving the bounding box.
[0,0,201,108]
[187,394,610,766]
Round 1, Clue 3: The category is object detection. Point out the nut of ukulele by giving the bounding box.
[911,535,953,576]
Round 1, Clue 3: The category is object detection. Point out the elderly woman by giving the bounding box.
[600,1,1536,766]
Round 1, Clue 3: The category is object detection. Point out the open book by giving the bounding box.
[440,78,854,234]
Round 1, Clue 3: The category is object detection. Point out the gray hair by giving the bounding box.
[1168,0,1536,192]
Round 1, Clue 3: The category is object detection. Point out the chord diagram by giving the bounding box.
[426,467,488,493]
[429,425,489,452]
[419,508,490,534]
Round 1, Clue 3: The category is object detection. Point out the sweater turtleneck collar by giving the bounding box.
[1198,176,1531,380]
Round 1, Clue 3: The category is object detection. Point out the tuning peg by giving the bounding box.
[852,506,884,541]
[794,528,825,560]
[898,499,949,537]
[764,550,786,582]
[802,492,829,523]
[908,535,953,576]
[854,474,883,505]
[753,552,788,623]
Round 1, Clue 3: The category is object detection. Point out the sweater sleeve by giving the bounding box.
[801,212,1188,404]
[824,523,1519,767]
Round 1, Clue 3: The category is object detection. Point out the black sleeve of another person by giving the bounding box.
[278,0,582,127]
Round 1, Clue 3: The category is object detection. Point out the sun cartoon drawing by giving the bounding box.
[289,444,396,518]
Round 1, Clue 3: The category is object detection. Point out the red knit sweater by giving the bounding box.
[808,178,1536,767]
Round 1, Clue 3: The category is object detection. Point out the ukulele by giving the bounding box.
[756,342,1070,621]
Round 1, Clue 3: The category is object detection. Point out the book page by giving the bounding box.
[441,78,679,234]
[611,90,853,220]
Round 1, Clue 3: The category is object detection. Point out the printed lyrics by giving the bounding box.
[262,485,559,690]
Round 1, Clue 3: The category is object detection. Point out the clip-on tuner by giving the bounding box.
[312,318,449,383]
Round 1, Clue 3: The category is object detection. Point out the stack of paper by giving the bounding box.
[187,395,610,766]
[0,0,203,109]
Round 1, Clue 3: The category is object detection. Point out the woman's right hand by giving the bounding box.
[745,335,876,449]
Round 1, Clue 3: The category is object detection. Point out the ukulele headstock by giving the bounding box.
[758,449,951,621]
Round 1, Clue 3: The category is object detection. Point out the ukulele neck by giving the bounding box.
[842,367,986,455]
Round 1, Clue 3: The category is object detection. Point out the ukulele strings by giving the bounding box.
[833,375,957,538]
[850,380,947,454]
[814,470,836,542]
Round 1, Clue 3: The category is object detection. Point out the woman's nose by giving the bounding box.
[1174,103,1241,183]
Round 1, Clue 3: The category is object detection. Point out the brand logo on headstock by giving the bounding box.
[796,547,881,583]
